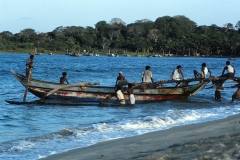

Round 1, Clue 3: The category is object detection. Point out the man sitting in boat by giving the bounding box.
[142,66,154,83]
[170,65,184,80]
[116,71,125,86]
[193,63,212,79]
[214,61,236,88]
[170,65,184,86]
[60,72,69,84]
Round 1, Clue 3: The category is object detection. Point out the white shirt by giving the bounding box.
[202,67,208,78]
[142,70,152,82]
[226,65,234,73]
[172,69,180,80]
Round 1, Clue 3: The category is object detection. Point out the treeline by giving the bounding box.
[0,16,240,56]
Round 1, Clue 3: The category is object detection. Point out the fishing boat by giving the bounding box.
[10,70,210,104]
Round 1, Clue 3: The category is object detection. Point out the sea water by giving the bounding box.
[0,53,239,160]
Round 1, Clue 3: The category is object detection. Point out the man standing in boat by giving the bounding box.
[193,63,212,79]
[60,72,69,84]
[26,55,34,78]
[142,66,154,83]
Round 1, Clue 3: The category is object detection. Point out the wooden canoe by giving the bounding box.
[10,70,209,103]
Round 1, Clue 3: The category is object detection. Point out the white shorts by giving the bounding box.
[129,94,135,104]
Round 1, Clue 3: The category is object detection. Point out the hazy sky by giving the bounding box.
[1,0,239,34]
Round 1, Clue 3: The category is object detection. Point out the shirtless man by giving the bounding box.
[232,85,240,102]
[60,72,69,84]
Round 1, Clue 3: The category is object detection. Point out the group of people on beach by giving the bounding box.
[26,55,240,104]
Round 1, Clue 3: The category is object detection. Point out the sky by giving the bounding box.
[0,0,240,34]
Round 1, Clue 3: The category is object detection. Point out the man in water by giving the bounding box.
[26,55,34,78]
[60,72,69,84]
[232,85,240,102]
[127,83,135,105]
[116,85,126,105]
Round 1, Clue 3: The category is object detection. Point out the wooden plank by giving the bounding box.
[5,100,132,107]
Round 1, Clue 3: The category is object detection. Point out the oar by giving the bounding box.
[23,68,32,102]
[39,82,100,102]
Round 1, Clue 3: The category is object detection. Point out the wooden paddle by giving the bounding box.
[39,82,100,102]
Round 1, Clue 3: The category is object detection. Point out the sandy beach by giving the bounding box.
[42,114,240,160]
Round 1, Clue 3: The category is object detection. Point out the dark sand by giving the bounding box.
[42,114,240,160]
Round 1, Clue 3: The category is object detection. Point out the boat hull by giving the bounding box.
[11,70,209,103]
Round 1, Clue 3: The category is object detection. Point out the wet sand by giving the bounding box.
[42,114,240,160]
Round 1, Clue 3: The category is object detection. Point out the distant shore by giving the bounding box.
[41,113,240,160]
[0,52,239,58]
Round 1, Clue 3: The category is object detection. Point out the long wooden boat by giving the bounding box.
[11,70,209,104]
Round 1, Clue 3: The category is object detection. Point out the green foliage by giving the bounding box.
[0,16,240,56]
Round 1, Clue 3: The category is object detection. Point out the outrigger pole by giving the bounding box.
[23,68,32,102]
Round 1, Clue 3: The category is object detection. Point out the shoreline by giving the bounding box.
[41,113,240,160]
[0,52,239,58]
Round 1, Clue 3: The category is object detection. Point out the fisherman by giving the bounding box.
[142,66,154,83]
[222,61,236,78]
[215,87,222,100]
[170,65,184,80]
[26,55,34,78]
[115,71,125,86]
[231,78,240,102]
[60,72,69,84]
[232,85,240,102]
[116,85,126,105]
[127,83,135,105]
[213,61,236,88]
[193,63,212,79]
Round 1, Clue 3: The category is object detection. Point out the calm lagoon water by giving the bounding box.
[0,53,239,159]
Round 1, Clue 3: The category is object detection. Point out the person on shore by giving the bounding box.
[232,85,240,102]
[127,83,135,105]
[60,72,69,84]
[115,71,125,86]
[193,63,212,79]
[142,66,154,83]
[213,61,236,88]
[26,55,34,78]
[116,85,126,105]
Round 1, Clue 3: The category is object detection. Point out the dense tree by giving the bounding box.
[0,16,239,57]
